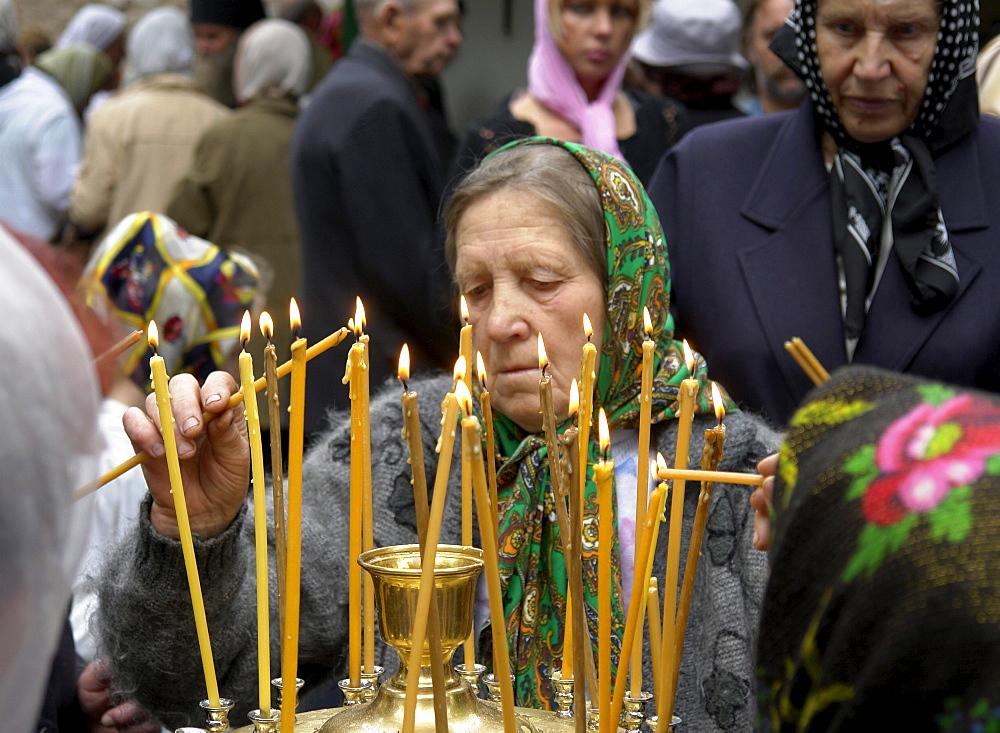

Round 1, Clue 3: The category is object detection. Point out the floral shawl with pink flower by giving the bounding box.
[757,367,1000,732]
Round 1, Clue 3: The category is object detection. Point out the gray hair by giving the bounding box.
[354,0,425,20]
[444,143,606,290]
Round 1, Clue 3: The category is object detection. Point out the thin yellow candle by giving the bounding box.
[562,382,588,732]
[646,578,662,698]
[455,352,475,671]
[398,346,450,733]
[75,326,351,501]
[657,342,698,731]
[673,384,726,697]
[399,344,430,545]
[281,301,306,733]
[147,321,220,708]
[632,306,655,692]
[343,299,367,686]
[596,408,613,733]
[402,383,461,733]
[239,312,271,716]
[261,313,287,640]
[538,334,569,498]
[459,295,473,392]
[476,351,499,531]
[654,467,762,487]
[357,303,375,675]
[609,485,668,729]
[459,382,516,733]
[578,314,598,505]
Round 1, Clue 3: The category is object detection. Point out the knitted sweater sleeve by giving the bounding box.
[95,372,459,729]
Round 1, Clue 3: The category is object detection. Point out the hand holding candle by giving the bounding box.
[147,321,220,708]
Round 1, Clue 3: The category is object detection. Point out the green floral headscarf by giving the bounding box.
[482,137,721,708]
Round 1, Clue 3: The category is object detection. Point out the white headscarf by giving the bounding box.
[121,6,195,86]
[233,19,311,104]
[56,3,126,52]
[0,225,102,733]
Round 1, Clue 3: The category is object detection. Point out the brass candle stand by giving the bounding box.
[199,698,234,731]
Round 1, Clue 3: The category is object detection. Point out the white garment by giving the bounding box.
[234,19,311,103]
[120,6,194,87]
[56,3,126,52]
[0,223,102,733]
[0,67,81,240]
[71,397,151,661]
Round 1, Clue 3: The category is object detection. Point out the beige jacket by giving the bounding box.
[70,73,230,235]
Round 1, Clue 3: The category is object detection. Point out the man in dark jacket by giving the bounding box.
[291,0,462,435]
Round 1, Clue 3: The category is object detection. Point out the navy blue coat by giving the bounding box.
[649,103,1000,426]
[292,40,455,434]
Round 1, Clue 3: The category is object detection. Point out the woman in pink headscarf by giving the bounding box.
[450,0,688,185]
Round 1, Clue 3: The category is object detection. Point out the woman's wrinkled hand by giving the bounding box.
[78,660,161,733]
[750,452,778,551]
[123,371,250,540]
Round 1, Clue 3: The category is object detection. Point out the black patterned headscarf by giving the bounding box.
[757,367,1000,730]
[771,0,980,341]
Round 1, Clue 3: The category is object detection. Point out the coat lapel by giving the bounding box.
[856,129,989,369]
[737,106,849,399]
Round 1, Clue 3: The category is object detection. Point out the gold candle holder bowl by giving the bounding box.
[200,698,234,731]
[549,672,574,719]
[247,708,280,733]
[620,691,653,732]
[318,544,538,733]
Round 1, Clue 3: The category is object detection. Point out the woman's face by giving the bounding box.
[816,0,939,143]
[557,0,639,98]
[454,189,606,433]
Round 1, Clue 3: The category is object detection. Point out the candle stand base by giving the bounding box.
[247,708,280,733]
[621,691,653,731]
[644,714,681,732]
[361,666,385,703]
[455,662,486,697]
[482,672,514,704]
[199,698,234,731]
[585,706,599,733]
[338,677,374,705]
[270,677,304,712]
[318,544,538,733]
[549,672,574,718]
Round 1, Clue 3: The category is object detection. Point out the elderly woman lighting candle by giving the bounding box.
[96,137,779,732]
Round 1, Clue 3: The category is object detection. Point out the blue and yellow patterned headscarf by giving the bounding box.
[82,212,259,388]
[482,137,722,708]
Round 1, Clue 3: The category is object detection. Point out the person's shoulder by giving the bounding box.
[678,107,793,149]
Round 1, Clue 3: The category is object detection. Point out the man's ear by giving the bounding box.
[377,0,406,33]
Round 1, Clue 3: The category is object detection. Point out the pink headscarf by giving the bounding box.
[527,0,629,161]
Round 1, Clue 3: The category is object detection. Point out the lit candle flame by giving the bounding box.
[259,311,273,341]
[683,339,695,375]
[460,294,469,325]
[537,333,548,372]
[398,343,410,382]
[583,313,593,341]
[598,407,610,456]
[455,379,473,417]
[240,310,251,347]
[290,298,302,334]
[655,452,668,477]
[643,307,653,338]
[454,355,467,384]
[569,378,579,418]
[353,297,366,337]
[476,351,487,388]
[712,381,725,422]
[147,320,159,351]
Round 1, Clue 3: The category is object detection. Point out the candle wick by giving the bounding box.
[401,378,409,394]
[292,327,301,341]
[241,338,249,351]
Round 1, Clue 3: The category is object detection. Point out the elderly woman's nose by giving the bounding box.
[853,33,892,81]
[483,290,532,342]
[591,8,614,36]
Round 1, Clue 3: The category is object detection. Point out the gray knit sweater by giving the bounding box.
[96,373,780,731]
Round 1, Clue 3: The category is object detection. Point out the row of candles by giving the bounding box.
[134,293,764,733]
